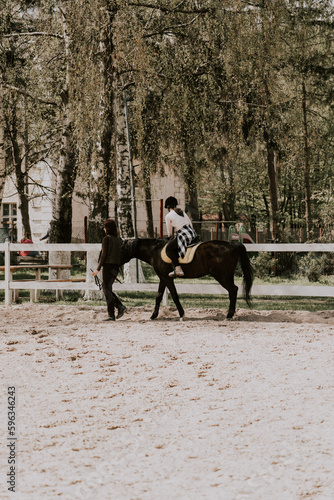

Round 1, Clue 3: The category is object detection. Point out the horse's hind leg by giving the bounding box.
[151,280,166,320]
[226,283,238,319]
[212,272,238,319]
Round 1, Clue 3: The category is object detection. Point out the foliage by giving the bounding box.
[250,252,277,279]
[1,0,334,238]
[299,252,334,282]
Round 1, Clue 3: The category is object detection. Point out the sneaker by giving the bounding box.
[103,316,115,321]
[116,305,127,320]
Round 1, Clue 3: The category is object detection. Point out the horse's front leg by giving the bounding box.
[166,279,185,321]
[151,279,166,320]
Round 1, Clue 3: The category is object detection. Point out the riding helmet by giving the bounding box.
[164,196,178,209]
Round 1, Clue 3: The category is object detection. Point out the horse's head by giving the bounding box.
[121,239,138,264]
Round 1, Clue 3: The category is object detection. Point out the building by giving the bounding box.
[1,161,185,242]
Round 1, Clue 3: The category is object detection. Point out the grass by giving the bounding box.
[0,258,333,312]
[1,289,333,312]
[110,292,334,312]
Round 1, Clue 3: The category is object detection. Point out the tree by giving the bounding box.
[49,2,77,243]
[0,0,62,239]
[1,0,334,246]
[0,82,5,212]
[284,0,334,237]
[0,1,33,237]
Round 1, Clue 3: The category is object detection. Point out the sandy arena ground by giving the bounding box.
[1,303,334,500]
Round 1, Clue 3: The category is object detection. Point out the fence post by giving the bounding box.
[163,288,168,306]
[4,238,11,306]
[84,216,88,267]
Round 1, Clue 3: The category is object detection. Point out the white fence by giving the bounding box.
[1,241,334,306]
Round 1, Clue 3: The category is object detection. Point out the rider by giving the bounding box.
[165,196,198,278]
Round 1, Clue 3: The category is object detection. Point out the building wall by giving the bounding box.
[1,163,185,242]
[1,162,53,242]
[134,170,185,237]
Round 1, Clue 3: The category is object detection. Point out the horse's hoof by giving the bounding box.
[150,314,158,320]
[180,315,185,322]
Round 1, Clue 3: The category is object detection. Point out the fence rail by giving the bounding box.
[1,241,334,306]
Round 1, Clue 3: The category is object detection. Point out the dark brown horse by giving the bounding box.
[121,238,253,320]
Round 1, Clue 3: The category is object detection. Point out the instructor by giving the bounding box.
[92,219,126,321]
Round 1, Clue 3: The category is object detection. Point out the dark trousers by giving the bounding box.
[166,238,179,267]
[102,264,123,317]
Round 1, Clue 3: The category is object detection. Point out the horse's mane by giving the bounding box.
[153,238,168,250]
[136,237,167,250]
[122,237,169,259]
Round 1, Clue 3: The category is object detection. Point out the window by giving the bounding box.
[1,203,17,227]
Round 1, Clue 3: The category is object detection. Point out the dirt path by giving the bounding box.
[1,304,333,499]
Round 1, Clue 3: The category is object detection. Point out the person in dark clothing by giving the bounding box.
[92,219,126,321]
[40,229,50,242]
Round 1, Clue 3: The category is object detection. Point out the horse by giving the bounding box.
[121,238,253,321]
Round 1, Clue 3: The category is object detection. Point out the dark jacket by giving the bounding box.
[97,235,122,271]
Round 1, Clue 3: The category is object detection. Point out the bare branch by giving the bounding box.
[122,81,136,92]
[128,2,210,14]
[3,32,63,39]
[26,177,55,196]
[144,14,201,38]
[1,83,58,106]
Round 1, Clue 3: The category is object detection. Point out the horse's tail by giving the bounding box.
[233,242,253,307]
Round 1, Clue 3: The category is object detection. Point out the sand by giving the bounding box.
[1,303,334,499]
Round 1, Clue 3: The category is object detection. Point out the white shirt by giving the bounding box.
[165,209,193,237]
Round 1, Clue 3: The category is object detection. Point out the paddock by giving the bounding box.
[1,304,333,499]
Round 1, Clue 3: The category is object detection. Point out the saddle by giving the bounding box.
[161,242,202,264]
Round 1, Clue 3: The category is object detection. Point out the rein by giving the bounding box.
[90,269,123,288]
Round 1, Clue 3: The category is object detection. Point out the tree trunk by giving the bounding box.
[220,160,236,222]
[88,173,110,242]
[0,84,6,214]
[88,5,115,242]
[186,180,200,233]
[266,139,279,241]
[50,5,77,243]
[9,99,31,238]
[302,79,312,239]
[143,164,154,237]
[112,87,143,282]
[15,165,31,238]
[112,80,134,239]
[50,97,76,243]
[183,142,200,233]
[186,179,199,221]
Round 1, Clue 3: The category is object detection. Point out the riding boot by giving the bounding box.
[106,303,116,320]
[168,265,184,278]
[103,314,115,321]
[112,291,127,319]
